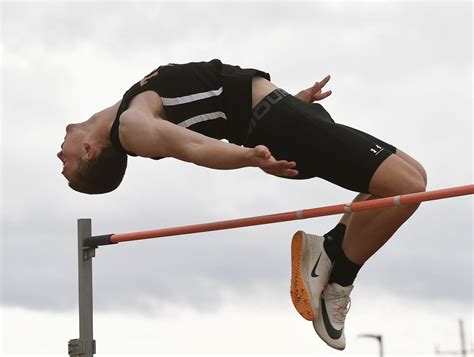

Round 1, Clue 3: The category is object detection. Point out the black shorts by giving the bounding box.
[244,89,396,193]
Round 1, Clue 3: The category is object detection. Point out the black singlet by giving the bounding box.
[110,59,270,157]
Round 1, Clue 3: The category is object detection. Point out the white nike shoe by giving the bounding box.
[313,283,353,350]
[290,231,333,321]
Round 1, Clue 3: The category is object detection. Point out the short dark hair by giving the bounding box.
[69,144,128,194]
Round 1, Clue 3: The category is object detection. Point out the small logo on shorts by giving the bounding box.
[370,145,384,156]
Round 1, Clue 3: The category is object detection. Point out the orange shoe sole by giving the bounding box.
[290,231,314,321]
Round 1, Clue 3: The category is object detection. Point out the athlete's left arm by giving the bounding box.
[295,75,332,103]
[118,108,299,177]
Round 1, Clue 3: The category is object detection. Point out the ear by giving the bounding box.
[83,143,97,161]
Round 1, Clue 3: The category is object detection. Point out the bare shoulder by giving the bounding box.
[118,94,166,153]
[128,90,168,119]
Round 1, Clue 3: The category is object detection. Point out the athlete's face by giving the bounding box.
[57,123,86,181]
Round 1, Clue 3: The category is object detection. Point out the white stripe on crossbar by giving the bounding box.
[178,111,227,128]
[161,87,223,106]
[344,203,352,213]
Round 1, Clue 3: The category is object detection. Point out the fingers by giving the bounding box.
[313,90,332,101]
[320,74,331,87]
[313,76,330,91]
[279,162,299,177]
[264,158,299,177]
[278,165,299,177]
[309,75,331,102]
[254,145,298,177]
[295,75,332,103]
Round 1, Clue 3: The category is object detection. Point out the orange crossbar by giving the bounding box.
[100,184,473,245]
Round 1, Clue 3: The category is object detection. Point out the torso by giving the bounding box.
[110,60,275,153]
[251,76,279,108]
[128,76,279,120]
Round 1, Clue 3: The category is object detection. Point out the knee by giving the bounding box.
[388,171,426,197]
[369,155,427,197]
[395,149,428,186]
[418,164,428,187]
[392,159,428,195]
[399,174,426,213]
[409,159,428,188]
[402,172,427,195]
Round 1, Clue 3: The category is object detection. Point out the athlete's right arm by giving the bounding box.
[118,108,298,177]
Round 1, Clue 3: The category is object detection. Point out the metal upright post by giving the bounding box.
[68,219,96,357]
[459,319,467,357]
[435,319,474,356]
[358,334,384,357]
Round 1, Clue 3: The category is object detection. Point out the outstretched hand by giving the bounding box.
[295,75,332,103]
[252,145,298,177]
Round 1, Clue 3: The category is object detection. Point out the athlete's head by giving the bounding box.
[58,113,127,194]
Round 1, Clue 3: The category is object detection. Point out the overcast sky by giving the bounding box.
[1,1,472,356]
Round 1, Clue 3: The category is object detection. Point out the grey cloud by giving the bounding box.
[1,1,472,314]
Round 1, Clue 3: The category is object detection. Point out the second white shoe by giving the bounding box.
[313,283,353,350]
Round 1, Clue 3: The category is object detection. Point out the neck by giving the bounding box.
[85,101,120,145]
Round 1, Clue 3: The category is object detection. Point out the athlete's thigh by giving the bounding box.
[334,123,397,154]
[307,105,427,191]
[248,97,396,193]
[337,124,426,184]
[311,123,396,193]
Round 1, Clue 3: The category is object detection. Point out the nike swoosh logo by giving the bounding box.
[311,252,322,278]
[321,297,343,339]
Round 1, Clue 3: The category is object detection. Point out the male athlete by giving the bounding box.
[58,59,427,350]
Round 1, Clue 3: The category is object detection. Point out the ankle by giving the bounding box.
[329,251,362,287]
[323,223,347,261]
[324,223,347,246]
